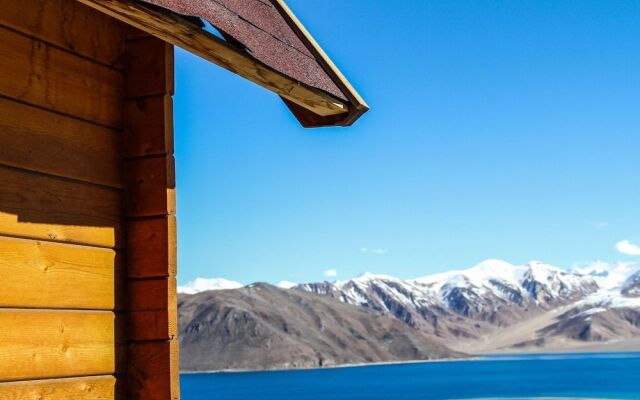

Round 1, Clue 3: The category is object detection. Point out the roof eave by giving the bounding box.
[76,0,367,127]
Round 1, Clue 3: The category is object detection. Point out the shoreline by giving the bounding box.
[180,349,640,375]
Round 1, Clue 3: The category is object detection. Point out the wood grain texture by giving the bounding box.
[122,32,180,399]
[0,0,125,68]
[0,375,118,400]
[0,165,123,248]
[0,96,122,188]
[127,278,176,341]
[76,0,349,118]
[124,155,176,218]
[0,236,120,310]
[127,216,176,278]
[128,340,179,400]
[124,37,174,97]
[124,95,173,158]
[0,309,116,382]
[0,25,123,128]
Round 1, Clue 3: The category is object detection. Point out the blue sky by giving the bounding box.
[174,0,640,286]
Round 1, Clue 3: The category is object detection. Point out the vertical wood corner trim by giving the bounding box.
[123,30,179,399]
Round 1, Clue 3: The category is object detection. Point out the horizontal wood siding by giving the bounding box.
[0,236,121,310]
[0,0,125,68]
[0,165,123,248]
[0,375,119,400]
[0,25,123,128]
[0,1,129,398]
[0,310,117,382]
[0,96,122,188]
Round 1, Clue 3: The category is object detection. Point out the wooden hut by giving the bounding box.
[0,0,367,399]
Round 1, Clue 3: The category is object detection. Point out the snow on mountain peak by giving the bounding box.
[178,277,244,294]
[276,281,297,289]
[413,259,525,291]
[574,262,640,291]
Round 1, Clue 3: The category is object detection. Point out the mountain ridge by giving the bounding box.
[178,259,640,368]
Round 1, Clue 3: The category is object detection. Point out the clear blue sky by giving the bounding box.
[174,0,640,286]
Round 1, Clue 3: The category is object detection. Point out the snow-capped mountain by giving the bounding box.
[296,260,640,351]
[178,277,243,294]
[179,260,640,353]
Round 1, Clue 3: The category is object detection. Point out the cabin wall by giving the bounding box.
[0,0,178,398]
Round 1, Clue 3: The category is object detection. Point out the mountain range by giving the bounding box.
[178,283,461,371]
[178,260,640,370]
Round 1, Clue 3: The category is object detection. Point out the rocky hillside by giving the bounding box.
[296,260,640,353]
[178,283,463,372]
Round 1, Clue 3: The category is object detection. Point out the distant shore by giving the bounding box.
[180,349,640,374]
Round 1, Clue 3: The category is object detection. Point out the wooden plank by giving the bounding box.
[124,37,174,97]
[0,236,121,310]
[128,340,179,400]
[127,216,176,278]
[124,155,176,218]
[76,0,349,118]
[124,95,173,158]
[0,375,118,400]
[0,0,125,68]
[0,25,123,128]
[0,309,116,382]
[128,278,176,310]
[0,165,123,248]
[127,278,177,341]
[0,96,122,188]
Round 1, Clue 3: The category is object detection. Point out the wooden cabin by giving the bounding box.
[0,0,367,399]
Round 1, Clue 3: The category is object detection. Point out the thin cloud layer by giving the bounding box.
[360,247,388,255]
[616,240,640,256]
[324,269,338,277]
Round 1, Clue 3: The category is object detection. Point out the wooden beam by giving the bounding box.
[123,32,180,400]
[76,0,349,118]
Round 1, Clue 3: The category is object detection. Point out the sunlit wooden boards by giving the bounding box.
[0,237,120,310]
[0,0,127,396]
[0,1,180,398]
[0,310,117,382]
[0,165,123,248]
[0,375,119,400]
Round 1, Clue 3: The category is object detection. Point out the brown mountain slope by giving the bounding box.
[178,284,463,371]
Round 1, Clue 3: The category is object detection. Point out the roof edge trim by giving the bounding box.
[76,0,351,119]
[272,0,369,127]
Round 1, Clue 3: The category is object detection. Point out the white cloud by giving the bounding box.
[178,277,243,294]
[616,240,640,256]
[324,269,338,277]
[360,247,388,255]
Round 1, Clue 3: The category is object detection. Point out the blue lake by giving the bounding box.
[180,352,640,400]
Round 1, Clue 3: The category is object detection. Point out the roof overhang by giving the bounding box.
[76,0,368,127]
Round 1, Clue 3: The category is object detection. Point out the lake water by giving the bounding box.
[180,352,640,400]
